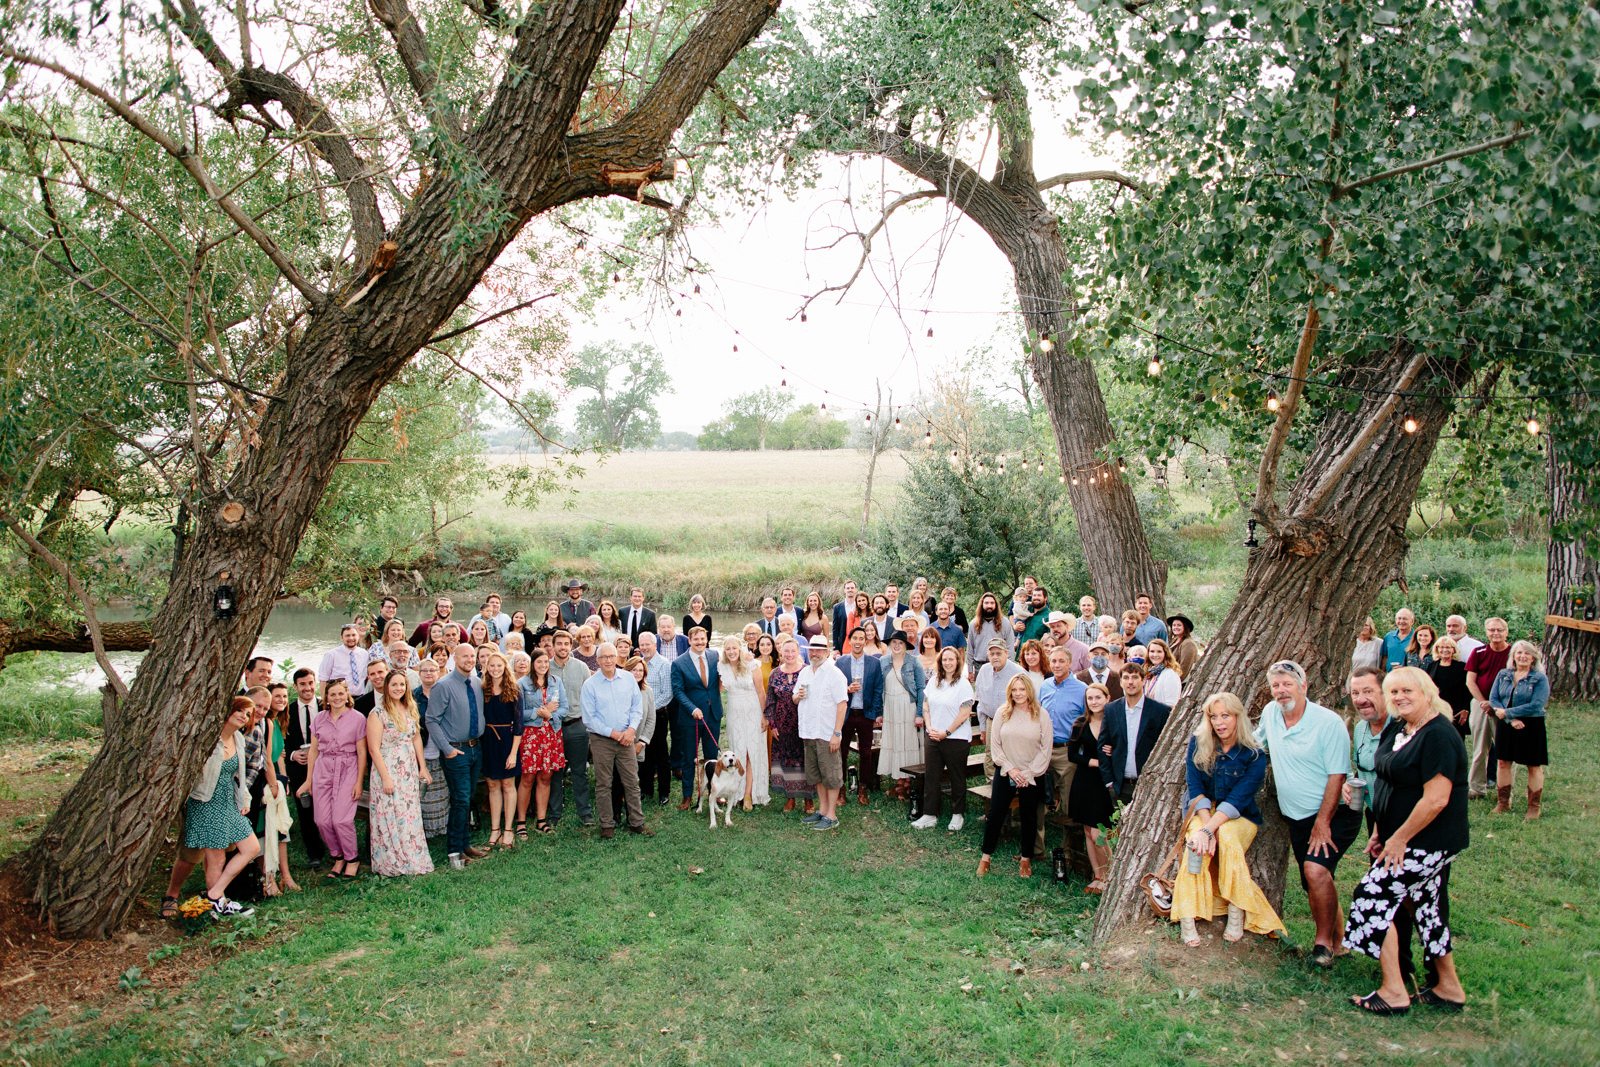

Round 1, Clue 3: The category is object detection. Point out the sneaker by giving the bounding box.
[911,815,938,830]
[659,796,670,808]
[810,816,839,831]
[209,894,253,919]
[947,815,965,833]
[580,817,596,828]
[449,854,466,871]
[801,812,824,826]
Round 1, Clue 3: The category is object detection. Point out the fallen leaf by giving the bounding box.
[647,912,656,918]
[688,866,705,876]
[1499,916,1532,929]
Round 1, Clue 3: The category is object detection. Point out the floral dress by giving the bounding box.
[765,668,807,797]
[368,712,434,877]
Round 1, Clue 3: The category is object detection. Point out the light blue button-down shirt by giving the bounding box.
[1038,673,1088,743]
[644,653,674,710]
[581,667,643,736]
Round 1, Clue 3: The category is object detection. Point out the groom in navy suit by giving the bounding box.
[669,625,722,809]
[832,626,885,803]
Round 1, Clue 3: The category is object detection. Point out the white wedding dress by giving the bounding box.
[721,665,771,805]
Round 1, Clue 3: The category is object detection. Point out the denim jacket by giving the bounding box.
[518,675,566,730]
[1183,738,1267,824]
[880,653,926,717]
[1488,668,1549,719]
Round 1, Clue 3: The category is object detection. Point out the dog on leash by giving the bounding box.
[694,750,746,828]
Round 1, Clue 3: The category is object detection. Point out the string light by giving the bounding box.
[864,412,872,424]
[733,343,739,353]
[1526,413,1542,435]
[894,416,902,428]
[1071,474,1080,486]
[1402,413,1420,435]
[1117,458,1128,473]
[1058,474,1066,484]
[926,327,934,338]
[925,428,935,446]
[1038,332,1054,354]
[1146,355,1163,377]
[675,308,682,317]
[800,311,807,322]
[1266,391,1280,413]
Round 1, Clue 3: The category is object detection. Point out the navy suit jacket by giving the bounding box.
[832,652,885,720]
[756,615,782,638]
[1098,696,1172,796]
[670,649,723,723]
[831,602,853,651]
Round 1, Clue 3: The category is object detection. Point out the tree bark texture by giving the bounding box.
[1092,344,1471,944]
[1544,439,1600,701]
[21,0,779,938]
[0,619,154,670]
[875,62,1167,612]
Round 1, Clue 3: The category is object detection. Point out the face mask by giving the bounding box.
[1129,656,1146,666]
[1090,655,1108,671]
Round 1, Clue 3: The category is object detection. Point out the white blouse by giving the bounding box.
[924,677,976,740]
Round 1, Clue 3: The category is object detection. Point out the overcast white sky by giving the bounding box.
[562,132,1120,434]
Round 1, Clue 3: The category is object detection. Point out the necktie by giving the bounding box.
[698,654,708,687]
[631,609,639,636]
[348,651,358,692]
[466,680,479,738]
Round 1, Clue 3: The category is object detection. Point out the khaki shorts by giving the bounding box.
[803,738,843,789]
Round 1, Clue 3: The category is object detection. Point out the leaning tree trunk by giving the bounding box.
[19,0,777,938]
[1092,343,1469,944]
[876,65,1168,611]
[1544,438,1600,701]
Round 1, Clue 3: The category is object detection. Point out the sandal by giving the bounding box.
[1417,988,1465,1013]
[340,863,361,879]
[1350,991,1410,1016]
[160,895,180,920]
[515,821,529,840]
[325,859,347,880]
[535,819,554,835]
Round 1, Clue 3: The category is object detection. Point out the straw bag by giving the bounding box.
[1142,799,1203,919]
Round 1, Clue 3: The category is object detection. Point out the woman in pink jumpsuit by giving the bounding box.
[297,678,368,878]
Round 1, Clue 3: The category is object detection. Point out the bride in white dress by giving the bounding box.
[719,638,771,808]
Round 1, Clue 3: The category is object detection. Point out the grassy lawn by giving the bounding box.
[3,706,1596,1066]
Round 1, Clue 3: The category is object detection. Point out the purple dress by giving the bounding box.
[369,711,434,876]
[765,668,807,796]
[311,708,366,860]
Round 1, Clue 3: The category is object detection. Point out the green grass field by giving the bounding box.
[4,707,1595,1066]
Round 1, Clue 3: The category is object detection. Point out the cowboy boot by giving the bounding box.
[1492,784,1512,814]
[1525,789,1542,820]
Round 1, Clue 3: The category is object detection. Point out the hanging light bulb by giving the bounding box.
[1147,356,1163,377]
[800,311,808,322]
[975,460,985,473]
[733,343,739,353]
[1071,474,1080,486]
[693,283,701,294]
[1403,413,1420,435]
[894,416,902,428]
[864,412,872,424]
[1038,333,1055,354]
[820,402,827,412]
[1266,391,1280,413]
[949,448,958,462]
[613,272,621,283]
[924,429,934,446]
[675,308,682,318]
[926,326,934,338]
[1526,413,1542,435]
[1058,474,1066,484]
[1118,458,1127,473]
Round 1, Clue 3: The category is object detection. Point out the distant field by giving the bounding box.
[463,450,912,607]
[475,448,909,537]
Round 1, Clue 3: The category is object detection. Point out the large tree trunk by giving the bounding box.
[876,65,1168,610]
[0,619,153,670]
[1544,438,1600,701]
[18,0,778,938]
[1092,344,1468,944]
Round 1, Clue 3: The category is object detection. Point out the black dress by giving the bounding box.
[683,614,714,639]
[1067,718,1114,828]
[482,693,521,780]
[1426,659,1472,737]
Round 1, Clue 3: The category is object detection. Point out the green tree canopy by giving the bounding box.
[564,342,672,450]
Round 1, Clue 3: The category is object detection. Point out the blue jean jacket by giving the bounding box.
[1184,738,1267,824]
[880,654,926,717]
[1488,669,1549,719]
[518,675,566,730]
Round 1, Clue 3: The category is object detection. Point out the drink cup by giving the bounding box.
[1347,778,1366,811]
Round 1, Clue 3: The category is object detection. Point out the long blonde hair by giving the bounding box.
[997,674,1043,723]
[720,637,750,679]
[378,670,420,736]
[1191,692,1262,773]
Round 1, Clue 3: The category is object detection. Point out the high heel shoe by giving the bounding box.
[1224,905,1245,943]
[1018,857,1032,878]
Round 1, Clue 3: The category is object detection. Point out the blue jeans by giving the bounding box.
[441,743,481,856]
[548,720,592,823]
[672,708,721,798]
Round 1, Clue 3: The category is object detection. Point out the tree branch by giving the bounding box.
[0,45,326,306]
[795,189,940,317]
[1335,125,1531,195]
[0,510,129,706]
[366,0,458,140]
[1037,168,1148,197]
[1293,348,1431,520]
[426,291,559,345]
[1254,287,1325,525]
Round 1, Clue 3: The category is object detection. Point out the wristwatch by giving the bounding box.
[832,730,842,738]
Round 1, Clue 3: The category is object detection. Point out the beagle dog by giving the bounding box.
[694,750,746,828]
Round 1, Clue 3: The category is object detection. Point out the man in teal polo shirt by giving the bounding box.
[1258,659,1360,968]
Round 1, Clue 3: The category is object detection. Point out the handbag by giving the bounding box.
[1142,798,1204,920]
